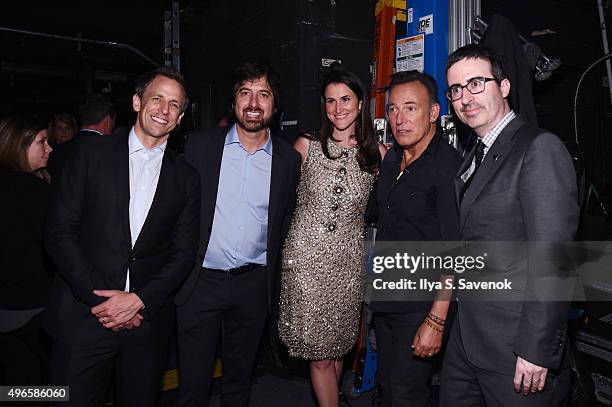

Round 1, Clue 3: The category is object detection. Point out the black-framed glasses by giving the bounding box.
[445,77,497,101]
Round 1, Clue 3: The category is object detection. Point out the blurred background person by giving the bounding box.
[278,64,385,407]
[47,93,116,181]
[0,115,53,386]
[47,113,77,146]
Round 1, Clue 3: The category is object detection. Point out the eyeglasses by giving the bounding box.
[445,77,497,101]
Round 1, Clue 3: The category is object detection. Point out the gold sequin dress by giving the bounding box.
[278,139,375,360]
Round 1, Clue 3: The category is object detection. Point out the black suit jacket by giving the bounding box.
[45,133,200,342]
[453,115,579,373]
[47,129,105,182]
[175,126,301,313]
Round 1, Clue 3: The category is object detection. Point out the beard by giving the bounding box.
[236,108,273,133]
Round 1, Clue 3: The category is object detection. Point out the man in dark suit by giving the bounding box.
[45,66,200,406]
[439,44,579,406]
[175,61,301,407]
[47,93,116,181]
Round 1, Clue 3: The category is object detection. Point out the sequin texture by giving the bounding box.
[278,139,374,360]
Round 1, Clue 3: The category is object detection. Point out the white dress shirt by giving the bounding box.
[125,127,166,291]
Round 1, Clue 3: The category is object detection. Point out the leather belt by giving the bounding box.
[203,263,265,276]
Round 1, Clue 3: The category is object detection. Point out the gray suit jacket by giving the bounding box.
[454,115,579,373]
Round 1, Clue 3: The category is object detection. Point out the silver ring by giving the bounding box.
[532,379,540,383]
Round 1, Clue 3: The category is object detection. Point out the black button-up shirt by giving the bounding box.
[369,130,462,312]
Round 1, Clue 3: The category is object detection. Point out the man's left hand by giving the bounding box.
[91,290,144,329]
[514,356,548,395]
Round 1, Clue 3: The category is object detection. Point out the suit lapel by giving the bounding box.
[197,128,228,256]
[459,116,526,231]
[454,145,476,209]
[115,135,132,249]
[132,151,173,252]
[267,136,284,253]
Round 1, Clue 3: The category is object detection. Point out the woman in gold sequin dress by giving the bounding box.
[279,65,386,407]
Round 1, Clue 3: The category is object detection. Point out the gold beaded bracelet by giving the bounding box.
[424,318,444,333]
[427,312,446,326]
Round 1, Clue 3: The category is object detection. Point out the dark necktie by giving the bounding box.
[460,139,486,201]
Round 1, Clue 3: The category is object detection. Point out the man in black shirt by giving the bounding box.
[369,70,461,406]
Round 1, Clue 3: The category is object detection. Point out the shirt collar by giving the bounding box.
[392,126,441,164]
[480,110,516,149]
[225,124,273,156]
[128,126,167,155]
[81,128,104,136]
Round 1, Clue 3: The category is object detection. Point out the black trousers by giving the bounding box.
[374,311,434,407]
[47,319,170,407]
[439,318,570,407]
[177,268,268,407]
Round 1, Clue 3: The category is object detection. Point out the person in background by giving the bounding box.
[46,93,116,180]
[0,115,53,386]
[278,64,385,407]
[47,113,77,146]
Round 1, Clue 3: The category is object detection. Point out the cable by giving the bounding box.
[573,52,612,217]
[573,52,612,146]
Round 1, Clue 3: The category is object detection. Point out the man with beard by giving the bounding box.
[176,61,301,407]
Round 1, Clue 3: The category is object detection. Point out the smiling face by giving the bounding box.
[233,76,275,133]
[387,81,439,152]
[324,82,362,134]
[26,129,52,171]
[132,75,186,147]
[446,57,510,137]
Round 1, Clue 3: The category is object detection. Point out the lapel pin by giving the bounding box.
[493,154,500,161]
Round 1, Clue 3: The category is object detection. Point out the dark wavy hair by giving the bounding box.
[315,64,380,174]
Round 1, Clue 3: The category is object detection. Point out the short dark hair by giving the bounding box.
[231,61,281,110]
[387,70,439,106]
[446,44,508,83]
[134,65,189,112]
[79,93,116,127]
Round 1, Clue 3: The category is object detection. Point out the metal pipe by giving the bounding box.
[0,25,159,68]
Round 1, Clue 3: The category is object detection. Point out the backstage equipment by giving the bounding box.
[471,16,561,83]
[401,0,449,114]
[371,0,406,120]
[0,25,158,68]
[163,0,181,69]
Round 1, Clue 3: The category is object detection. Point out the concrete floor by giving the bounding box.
[159,370,379,407]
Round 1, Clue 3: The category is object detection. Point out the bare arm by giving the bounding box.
[293,136,311,165]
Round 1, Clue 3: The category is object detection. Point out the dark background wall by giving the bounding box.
[1,0,611,205]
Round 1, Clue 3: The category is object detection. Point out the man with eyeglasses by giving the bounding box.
[439,44,579,406]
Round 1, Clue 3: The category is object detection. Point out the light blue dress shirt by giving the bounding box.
[203,124,273,270]
[126,127,166,290]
